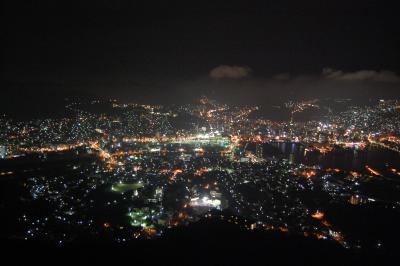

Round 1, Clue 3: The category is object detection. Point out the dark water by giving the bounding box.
[264,141,400,251]
[264,142,400,172]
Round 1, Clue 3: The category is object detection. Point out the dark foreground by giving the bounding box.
[1,219,396,265]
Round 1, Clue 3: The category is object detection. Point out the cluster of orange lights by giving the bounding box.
[99,150,111,160]
[194,167,209,177]
[123,134,215,144]
[20,143,84,153]
[298,169,317,178]
[365,165,382,176]
[311,211,324,220]
[325,168,341,173]
[168,169,183,182]
[349,171,361,178]
[333,232,345,243]
[172,169,183,176]
[321,220,331,227]
[177,212,189,219]
[279,227,289,233]
[168,212,190,227]
[314,146,333,154]
[379,135,400,142]
[390,168,400,176]
[127,150,144,155]
[142,228,157,237]
[103,222,111,228]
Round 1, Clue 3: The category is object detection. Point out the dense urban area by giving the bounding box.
[1,97,399,253]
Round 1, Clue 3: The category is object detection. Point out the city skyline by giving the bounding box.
[1,1,399,265]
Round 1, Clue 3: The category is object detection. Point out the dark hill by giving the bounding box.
[1,218,394,265]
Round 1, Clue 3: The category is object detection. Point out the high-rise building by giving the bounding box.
[288,153,295,164]
[0,145,7,159]
[256,143,264,158]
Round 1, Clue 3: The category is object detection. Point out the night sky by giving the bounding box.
[2,0,400,110]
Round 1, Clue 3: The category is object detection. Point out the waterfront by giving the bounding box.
[1,98,400,257]
[265,142,400,172]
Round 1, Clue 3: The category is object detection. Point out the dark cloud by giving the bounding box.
[171,67,400,106]
[209,65,252,79]
[273,73,291,81]
[322,68,400,83]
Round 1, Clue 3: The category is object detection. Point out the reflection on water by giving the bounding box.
[264,142,400,172]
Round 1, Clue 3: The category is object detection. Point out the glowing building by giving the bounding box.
[0,145,7,159]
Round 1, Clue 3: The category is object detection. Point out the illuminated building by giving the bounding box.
[256,143,264,158]
[190,196,221,209]
[0,145,7,159]
[349,195,359,205]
